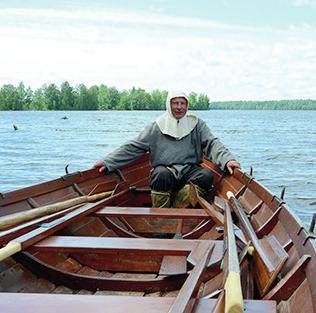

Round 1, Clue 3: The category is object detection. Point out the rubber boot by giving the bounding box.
[151,190,171,208]
[172,184,191,208]
[173,184,207,208]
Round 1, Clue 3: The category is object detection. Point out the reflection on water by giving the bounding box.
[1,110,315,226]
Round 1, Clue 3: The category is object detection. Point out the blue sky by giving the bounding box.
[1,0,316,100]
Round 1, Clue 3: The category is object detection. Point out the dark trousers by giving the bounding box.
[150,165,213,192]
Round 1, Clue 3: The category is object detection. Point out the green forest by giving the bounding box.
[0,82,315,110]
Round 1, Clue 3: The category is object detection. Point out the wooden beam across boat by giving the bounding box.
[0,293,277,313]
[30,236,224,260]
[94,207,209,219]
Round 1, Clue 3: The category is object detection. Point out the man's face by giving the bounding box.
[170,97,188,120]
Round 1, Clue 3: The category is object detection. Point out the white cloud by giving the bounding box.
[0,7,316,100]
[291,0,316,7]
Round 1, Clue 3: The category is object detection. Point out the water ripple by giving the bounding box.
[1,110,315,226]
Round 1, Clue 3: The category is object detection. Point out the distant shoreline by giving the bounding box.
[1,82,315,111]
[2,107,316,111]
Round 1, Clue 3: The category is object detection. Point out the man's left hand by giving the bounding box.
[226,160,241,175]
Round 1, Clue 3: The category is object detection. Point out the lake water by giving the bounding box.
[0,110,315,227]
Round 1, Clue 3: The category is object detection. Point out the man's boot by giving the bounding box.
[172,184,191,208]
[151,190,171,208]
[173,184,207,208]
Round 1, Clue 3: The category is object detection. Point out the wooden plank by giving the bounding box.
[167,242,214,313]
[187,240,218,267]
[255,206,283,238]
[227,192,288,296]
[183,220,215,240]
[0,293,277,313]
[201,272,224,298]
[227,192,273,270]
[263,255,311,302]
[94,207,208,219]
[0,168,104,206]
[31,236,223,260]
[240,259,254,300]
[159,255,187,276]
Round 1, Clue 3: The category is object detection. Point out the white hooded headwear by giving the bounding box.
[156,91,198,140]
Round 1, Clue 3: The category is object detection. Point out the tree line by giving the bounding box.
[0,82,210,111]
[211,100,316,110]
[0,82,315,110]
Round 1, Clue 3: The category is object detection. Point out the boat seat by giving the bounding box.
[29,236,223,261]
[94,206,209,219]
[0,293,277,313]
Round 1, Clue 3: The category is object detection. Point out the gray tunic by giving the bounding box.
[103,119,234,175]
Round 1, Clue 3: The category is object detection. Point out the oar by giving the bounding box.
[0,184,129,262]
[226,191,288,296]
[223,201,243,313]
[226,191,274,271]
[0,190,113,231]
[189,184,247,245]
[167,242,214,313]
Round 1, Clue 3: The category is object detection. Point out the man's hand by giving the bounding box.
[93,160,107,173]
[226,160,241,175]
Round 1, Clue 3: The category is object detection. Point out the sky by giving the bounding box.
[1,0,316,100]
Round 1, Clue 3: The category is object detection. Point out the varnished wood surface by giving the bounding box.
[31,236,224,259]
[168,243,214,313]
[0,293,277,313]
[10,187,128,249]
[94,207,209,219]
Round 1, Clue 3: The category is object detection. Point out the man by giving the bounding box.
[93,91,240,207]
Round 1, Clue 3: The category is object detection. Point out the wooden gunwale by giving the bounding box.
[0,169,117,207]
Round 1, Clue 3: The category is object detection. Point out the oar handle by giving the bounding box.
[0,241,21,262]
[224,272,243,313]
[227,191,235,200]
[224,195,243,313]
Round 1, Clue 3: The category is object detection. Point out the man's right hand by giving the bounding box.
[93,160,106,173]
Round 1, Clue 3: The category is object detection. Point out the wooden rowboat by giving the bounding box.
[0,154,315,313]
